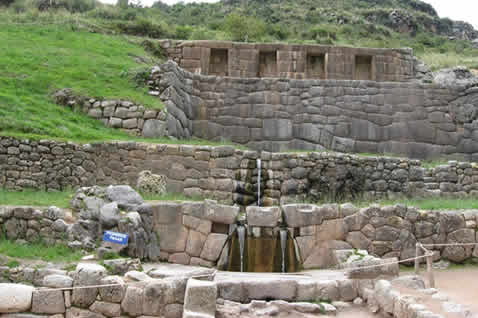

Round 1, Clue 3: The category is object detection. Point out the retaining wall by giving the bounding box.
[54,89,191,139]
[1,201,478,269]
[159,40,415,82]
[3,136,478,203]
[151,61,478,159]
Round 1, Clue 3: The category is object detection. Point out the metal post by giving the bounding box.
[415,243,420,274]
[426,252,435,288]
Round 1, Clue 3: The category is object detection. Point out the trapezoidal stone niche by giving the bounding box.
[159,40,415,81]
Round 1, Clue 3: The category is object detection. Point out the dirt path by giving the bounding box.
[423,268,478,313]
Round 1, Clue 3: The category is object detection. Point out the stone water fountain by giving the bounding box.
[223,206,300,273]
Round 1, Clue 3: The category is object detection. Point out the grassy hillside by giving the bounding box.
[0,0,477,142]
[0,22,166,141]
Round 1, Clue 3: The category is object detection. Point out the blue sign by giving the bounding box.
[103,231,129,245]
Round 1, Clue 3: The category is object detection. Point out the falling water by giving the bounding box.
[237,225,246,272]
[256,158,261,206]
[280,229,288,273]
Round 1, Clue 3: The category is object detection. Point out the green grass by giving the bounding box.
[141,192,205,202]
[0,239,83,262]
[356,198,478,211]
[0,22,164,141]
[420,160,450,169]
[0,189,74,208]
[0,189,206,207]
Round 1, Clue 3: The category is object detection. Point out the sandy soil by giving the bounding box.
[332,308,381,318]
[424,268,478,313]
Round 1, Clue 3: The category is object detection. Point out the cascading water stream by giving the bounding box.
[237,225,246,272]
[280,229,288,273]
[256,158,261,206]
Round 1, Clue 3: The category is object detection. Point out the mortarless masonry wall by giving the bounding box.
[2,136,478,204]
[150,61,478,160]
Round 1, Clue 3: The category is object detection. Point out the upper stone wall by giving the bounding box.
[151,61,478,160]
[159,40,415,82]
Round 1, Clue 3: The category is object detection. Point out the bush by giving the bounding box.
[174,25,192,39]
[190,27,215,40]
[222,12,266,42]
[141,39,165,58]
[0,0,15,7]
[267,24,289,41]
[33,0,96,12]
[10,0,27,12]
[88,6,137,20]
[116,18,171,38]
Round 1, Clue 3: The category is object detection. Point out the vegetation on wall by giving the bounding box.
[1,0,477,70]
[0,0,477,141]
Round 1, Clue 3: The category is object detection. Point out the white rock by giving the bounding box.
[183,279,217,318]
[0,284,35,313]
[124,271,152,282]
[43,274,73,288]
[320,303,337,315]
[431,292,449,301]
[441,302,472,317]
[353,297,364,305]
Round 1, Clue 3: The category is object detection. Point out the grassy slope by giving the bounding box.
[0,23,162,141]
[0,189,202,207]
[0,22,245,146]
[2,189,478,211]
[0,240,84,262]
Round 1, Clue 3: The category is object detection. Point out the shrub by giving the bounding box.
[140,39,165,58]
[222,12,266,42]
[10,0,27,12]
[116,18,170,38]
[174,25,192,40]
[190,27,215,40]
[267,24,289,41]
[0,0,15,7]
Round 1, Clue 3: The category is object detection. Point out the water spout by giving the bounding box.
[280,228,288,273]
[257,158,261,206]
[237,225,246,272]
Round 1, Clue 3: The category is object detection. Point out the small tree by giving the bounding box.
[117,0,128,9]
[223,12,266,42]
[0,0,15,7]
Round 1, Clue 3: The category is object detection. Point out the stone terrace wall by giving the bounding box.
[159,40,415,82]
[3,136,478,203]
[54,89,191,139]
[151,61,478,160]
[281,203,478,269]
[0,205,160,260]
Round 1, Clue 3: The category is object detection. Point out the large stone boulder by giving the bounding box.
[183,279,217,318]
[204,200,239,224]
[98,276,126,303]
[246,206,281,227]
[282,204,321,228]
[200,233,228,262]
[121,286,144,317]
[0,284,35,313]
[433,66,478,87]
[43,274,73,288]
[100,202,120,228]
[472,39,478,49]
[142,119,167,138]
[346,257,400,279]
[31,289,65,314]
[105,185,144,210]
[72,263,107,308]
